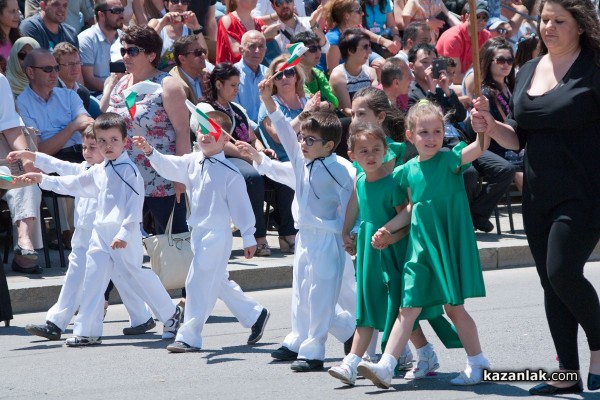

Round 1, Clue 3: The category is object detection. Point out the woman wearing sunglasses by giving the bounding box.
[329,28,378,117]
[148,0,208,71]
[102,25,191,239]
[0,0,21,67]
[5,37,40,97]
[479,37,523,193]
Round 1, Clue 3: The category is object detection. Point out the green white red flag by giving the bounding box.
[123,81,163,120]
[185,100,222,141]
[277,43,309,72]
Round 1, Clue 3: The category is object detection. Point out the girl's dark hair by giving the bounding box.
[121,25,163,68]
[353,87,406,142]
[537,0,600,66]
[348,121,389,151]
[205,62,240,102]
[0,0,21,45]
[339,28,370,59]
[480,37,515,96]
[515,34,540,68]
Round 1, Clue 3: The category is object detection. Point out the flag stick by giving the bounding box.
[468,0,485,150]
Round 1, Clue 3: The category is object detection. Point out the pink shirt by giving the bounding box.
[0,42,11,61]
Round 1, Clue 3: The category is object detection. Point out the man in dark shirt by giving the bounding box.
[20,0,78,51]
[188,0,217,41]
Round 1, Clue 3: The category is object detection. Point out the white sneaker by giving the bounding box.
[405,349,439,379]
[328,363,357,386]
[64,336,102,347]
[397,346,414,371]
[357,362,393,389]
[162,305,183,339]
[450,360,490,385]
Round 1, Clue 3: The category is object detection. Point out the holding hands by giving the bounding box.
[343,232,356,256]
[6,150,35,164]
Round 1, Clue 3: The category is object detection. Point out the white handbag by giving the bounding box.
[143,198,192,290]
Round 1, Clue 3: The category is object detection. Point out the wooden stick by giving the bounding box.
[467,0,485,150]
[265,69,283,83]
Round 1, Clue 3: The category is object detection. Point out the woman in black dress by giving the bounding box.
[472,0,600,395]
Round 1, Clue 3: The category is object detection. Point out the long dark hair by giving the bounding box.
[0,0,21,45]
[205,62,240,102]
[481,37,515,96]
[515,33,540,68]
[537,0,600,66]
[361,0,386,15]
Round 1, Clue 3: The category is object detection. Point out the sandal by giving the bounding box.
[255,243,271,257]
[278,237,295,254]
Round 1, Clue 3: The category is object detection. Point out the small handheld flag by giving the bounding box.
[185,100,226,142]
[123,81,163,120]
[0,166,15,184]
[277,43,309,72]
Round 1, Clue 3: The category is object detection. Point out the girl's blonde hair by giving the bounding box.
[266,54,306,97]
[347,122,389,152]
[405,100,446,133]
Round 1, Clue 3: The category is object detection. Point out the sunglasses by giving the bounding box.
[476,13,489,21]
[298,134,327,146]
[274,68,296,81]
[494,56,514,65]
[496,28,508,35]
[30,65,60,73]
[17,51,27,60]
[120,46,146,57]
[102,6,125,14]
[274,0,293,6]
[169,0,190,4]
[306,45,321,53]
[183,48,207,57]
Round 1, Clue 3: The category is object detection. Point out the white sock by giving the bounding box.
[343,353,362,370]
[416,343,433,358]
[379,353,397,372]
[467,352,488,367]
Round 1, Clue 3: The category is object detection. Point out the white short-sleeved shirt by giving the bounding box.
[0,74,24,131]
[78,24,123,83]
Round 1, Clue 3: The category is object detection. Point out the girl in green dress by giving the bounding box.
[360,100,491,389]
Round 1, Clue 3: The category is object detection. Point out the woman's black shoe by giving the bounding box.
[588,373,600,391]
[11,259,42,274]
[529,380,583,395]
[14,244,38,260]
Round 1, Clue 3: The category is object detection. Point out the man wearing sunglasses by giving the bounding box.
[20,0,79,51]
[16,48,93,163]
[171,35,212,105]
[436,0,492,84]
[253,0,306,22]
[78,0,125,95]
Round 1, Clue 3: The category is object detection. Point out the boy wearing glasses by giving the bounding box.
[257,79,354,372]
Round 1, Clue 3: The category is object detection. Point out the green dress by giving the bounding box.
[392,142,486,308]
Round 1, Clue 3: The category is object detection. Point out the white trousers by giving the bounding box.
[47,227,151,332]
[329,254,357,343]
[73,226,175,337]
[177,228,263,348]
[282,228,347,361]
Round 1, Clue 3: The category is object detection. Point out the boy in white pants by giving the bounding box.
[133,108,258,353]
[19,113,183,346]
[10,129,155,341]
[256,80,354,372]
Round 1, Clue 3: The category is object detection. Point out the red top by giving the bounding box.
[216,13,265,64]
[436,23,491,73]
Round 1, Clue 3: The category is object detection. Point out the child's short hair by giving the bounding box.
[348,122,389,152]
[301,111,342,152]
[380,58,406,88]
[94,112,128,139]
[206,110,233,135]
[81,124,96,141]
[405,100,446,133]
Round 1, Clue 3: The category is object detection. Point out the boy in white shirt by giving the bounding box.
[19,113,183,346]
[132,109,258,353]
[256,79,354,371]
[10,128,155,341]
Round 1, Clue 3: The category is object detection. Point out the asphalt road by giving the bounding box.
[2,264,600,399]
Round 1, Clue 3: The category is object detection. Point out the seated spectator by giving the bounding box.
[0,0,21,65]
[514,33,539,72]
[200,62,272,256]
[188,0,218,42]
[17,48,93,161]
[379,57,412,113]
[436,0,491,83]
[292,31,338,111]
[148,0,208,71]
[134,0,166,25]
[361,0,402,57]
[395,20,431,63]
[402,0,460,40]
[322,0,396,73]
[329,28,378,116]
[253,0,306,21]
[216,0,266,64]
[78,0,125,95]
[25,0,94,33]
[20,0,78,51]
[5,37,40,96]
[52,42,96,115]
[234,30,268,128]
[170,34,211,106]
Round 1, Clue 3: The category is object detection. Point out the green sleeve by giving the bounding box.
[313,68,339,108]
[449,141,471,174]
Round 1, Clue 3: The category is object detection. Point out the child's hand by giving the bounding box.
[132,136,151,154]
[236,141,262,163]
[16,172,42,184]
[343,232,356,256]
[371,227,392,250]
[110,238,127,250]
[7,150,35,164]
[244,245,256,259]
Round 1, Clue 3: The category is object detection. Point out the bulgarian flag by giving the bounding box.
[123,81,163,119]
[278,43,309,72]
[185,100,222,142]
[0,166,14,184]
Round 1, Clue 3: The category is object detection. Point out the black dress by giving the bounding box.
[0,264,13,324]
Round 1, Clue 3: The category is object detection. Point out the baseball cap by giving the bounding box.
[488,16,510,30]
[465,0,490,15]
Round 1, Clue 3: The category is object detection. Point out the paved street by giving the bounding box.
[2,264,600,399]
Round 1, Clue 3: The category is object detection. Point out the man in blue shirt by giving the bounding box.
[17,48,93,163]
[20,0,79,51]
[234,30,268,129]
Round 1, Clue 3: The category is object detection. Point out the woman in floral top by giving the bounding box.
[101,25,190,235]
[200,62,272,256]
